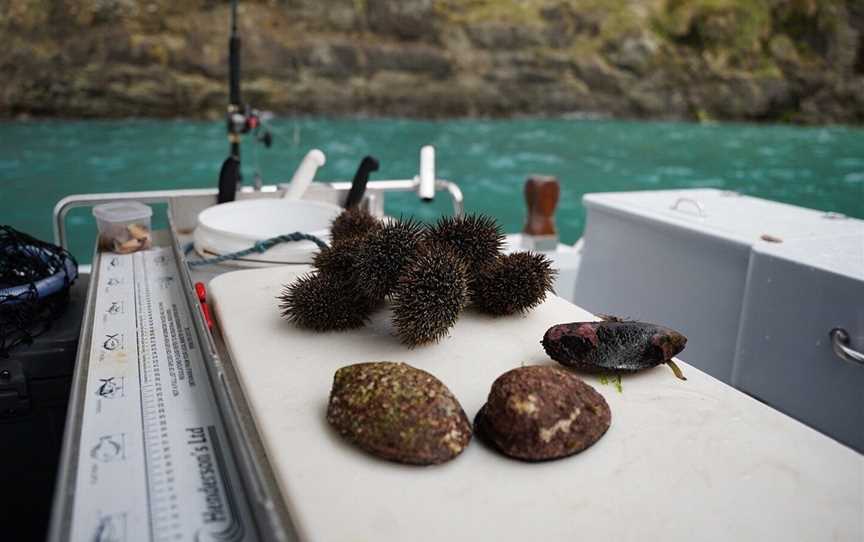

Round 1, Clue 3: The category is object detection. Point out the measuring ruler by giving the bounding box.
[69,247,258,542]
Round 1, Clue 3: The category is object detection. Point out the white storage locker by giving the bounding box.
[574,188,863,386]
[733,234,864,451]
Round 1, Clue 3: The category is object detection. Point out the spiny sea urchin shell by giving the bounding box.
[391,246,469,347]
[424,213,504,269]
[330,207,381,244]
[312,236,364,281]
[354,217,424,300]
[278,272,375,331]
[471,251,556,316]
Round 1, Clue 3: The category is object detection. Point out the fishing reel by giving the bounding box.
[227,106,273,148]
[219,105,275,203]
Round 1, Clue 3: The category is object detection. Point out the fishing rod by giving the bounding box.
[218,0,273,203]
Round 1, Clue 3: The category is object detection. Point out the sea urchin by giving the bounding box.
[354,217,424,301]
[312,236,364,282]
[279,272,375,331]
[424,213,504,270]
[471,252,556,316]
[329,207,381,244]
[391,246,469,347]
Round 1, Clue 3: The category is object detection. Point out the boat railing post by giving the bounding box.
[52,178,465,251]
[436,180,464,217]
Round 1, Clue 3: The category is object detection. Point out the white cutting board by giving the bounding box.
[210,267,863,542]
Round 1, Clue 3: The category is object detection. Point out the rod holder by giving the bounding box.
[284,149,326,200]
[418,145,436,202]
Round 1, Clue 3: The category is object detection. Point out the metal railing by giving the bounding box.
[52,179,464,249]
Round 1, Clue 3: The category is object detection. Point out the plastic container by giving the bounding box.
[92,202,153,254]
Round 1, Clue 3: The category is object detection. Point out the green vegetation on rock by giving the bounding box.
[1,0,861,123]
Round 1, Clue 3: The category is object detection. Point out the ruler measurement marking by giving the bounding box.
[70,247,257,542]
[139,254,178,542]
[134,256,156,542]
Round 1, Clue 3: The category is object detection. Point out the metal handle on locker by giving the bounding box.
[830,328,864,367]
[670,197,706,217]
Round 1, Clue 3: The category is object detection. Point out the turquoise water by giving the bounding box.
[1,118,862,263]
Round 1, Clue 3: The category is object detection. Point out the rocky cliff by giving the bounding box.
[2,0,862,123]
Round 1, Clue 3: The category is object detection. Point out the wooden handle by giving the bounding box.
[523,175,559,236]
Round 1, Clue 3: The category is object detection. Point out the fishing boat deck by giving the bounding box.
[47,189,864,542]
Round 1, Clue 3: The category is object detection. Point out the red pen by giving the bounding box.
[194,282,214,329]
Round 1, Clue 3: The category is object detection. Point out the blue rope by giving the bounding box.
[187,232,328,267]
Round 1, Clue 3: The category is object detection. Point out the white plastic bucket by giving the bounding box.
[194,199,342,266]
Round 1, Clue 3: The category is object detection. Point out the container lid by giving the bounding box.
[753,233,864,280]
[583,189,864,245]
[93,201,153,222]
